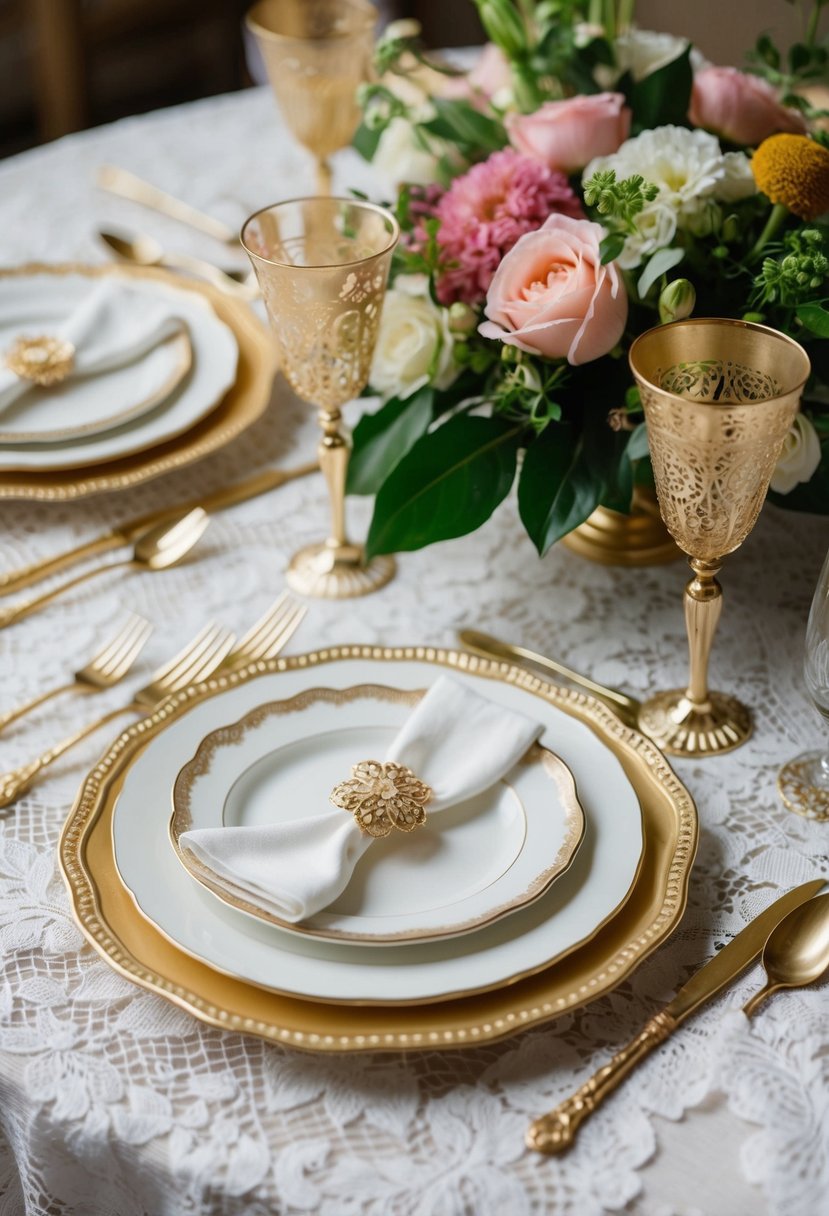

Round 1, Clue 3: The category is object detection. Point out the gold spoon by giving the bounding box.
[0,508,209,629]
[99,230,257,299]
[743,892,829,1016]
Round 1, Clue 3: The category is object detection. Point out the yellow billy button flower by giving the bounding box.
[752,133,829,221]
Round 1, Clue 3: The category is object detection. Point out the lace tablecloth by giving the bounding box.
[0,87,827,1216]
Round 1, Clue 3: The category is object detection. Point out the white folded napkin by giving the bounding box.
[0,280,187,415]
[179,675,543,923]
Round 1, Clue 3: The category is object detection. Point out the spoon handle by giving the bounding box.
[96,166,237,245]
[742,981,781,1017]
[0,558,133,629]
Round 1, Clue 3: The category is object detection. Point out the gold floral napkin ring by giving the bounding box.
[4,335,76,386]
[330,759,433,838]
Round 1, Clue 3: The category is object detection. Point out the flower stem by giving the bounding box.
[618,0,636,31]
[603,0,617,42]
[806,0,821,47]
[589,0,603,25]
[749,202,789,261]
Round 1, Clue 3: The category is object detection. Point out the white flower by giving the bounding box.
[614,28,690,82]
[616,201,677,269]
[585,125,756,243]
[373,116,442,188]
[371,274,459,399]
[770,414,822,494]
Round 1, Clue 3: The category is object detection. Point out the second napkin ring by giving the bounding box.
[330,759,433,838]
[4,335,76,386]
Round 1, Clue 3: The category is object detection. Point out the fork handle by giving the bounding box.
[0,703,138,807]
[0,533,124,598]
[0,682,76,734]
[0,557,134,629]
[526,1010,677,1155]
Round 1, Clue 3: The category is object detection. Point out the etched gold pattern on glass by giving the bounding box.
[5,334,75,386]
[242,197,399,598]
[630,319,810,756]
[330,759,433,836]
[246,0,376,195]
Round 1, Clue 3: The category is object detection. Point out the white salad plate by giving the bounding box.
[112,657,644,1005]
[0,273,238,468]
[169,685,586,945]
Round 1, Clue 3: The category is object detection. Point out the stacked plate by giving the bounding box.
[0,264,276,501]
[61,647,697,1052]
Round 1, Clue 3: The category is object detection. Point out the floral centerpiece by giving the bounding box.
[347,0,829,560]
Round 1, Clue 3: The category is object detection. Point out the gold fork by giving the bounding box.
[0,621,235,808]
[0,508,209,629]
[0,613,153,734]
[224,591,307,669]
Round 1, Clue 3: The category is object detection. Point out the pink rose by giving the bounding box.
[690,67,807,146]
[440,42,512,102]
[479,214,627,365]
[505,93,631,174]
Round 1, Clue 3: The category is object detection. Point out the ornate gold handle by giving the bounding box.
[0,704,135,808]
[0,557,132,628]
[526,1010,677,1155]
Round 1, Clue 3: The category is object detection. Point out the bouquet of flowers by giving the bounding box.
[348,0,829,560]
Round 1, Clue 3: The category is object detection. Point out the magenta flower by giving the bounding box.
[434,148,583,306]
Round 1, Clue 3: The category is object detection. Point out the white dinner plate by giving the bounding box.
[112,657,644,1005]
[0,273,238,468]
[169,685,586,945]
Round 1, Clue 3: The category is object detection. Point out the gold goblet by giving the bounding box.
[630,318,810,756]
[242,196,399,599]
[246,0,376,195]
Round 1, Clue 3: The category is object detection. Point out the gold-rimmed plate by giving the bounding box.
[0,263,275,500]
[60,647,697,1049]
[169,685,587,946]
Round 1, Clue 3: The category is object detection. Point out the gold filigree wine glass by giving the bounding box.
[778,545,829,819]
[630,318,810,756]
[242,196,399,599]
[246,0,376,195]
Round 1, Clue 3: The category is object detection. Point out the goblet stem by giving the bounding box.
[316,158,333,196]
[684,557,722,710]
[317,406,349,550]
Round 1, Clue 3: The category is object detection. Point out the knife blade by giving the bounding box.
[527,878,826,1154]
[0,460,318,597]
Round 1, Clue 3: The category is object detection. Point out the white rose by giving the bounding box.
[614,28,690,82]
[617,201,677,269]
[770,414,822,494]
[371,275,459,399]
[373,116,441,188]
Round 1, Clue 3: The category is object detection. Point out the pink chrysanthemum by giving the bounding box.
[434,148,583,306]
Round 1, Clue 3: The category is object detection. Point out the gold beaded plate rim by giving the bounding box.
[59,646,698,1054]
[0,263,275,501]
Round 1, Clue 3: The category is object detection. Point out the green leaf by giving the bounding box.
[352,120,383,161]
[637,247,685,298]
[347,388,434,496]
[422,98,508,154]
[625,45,693,130]
[626,421,651,462]
[599,232,626,265]
[518,425,601,555]
[797,303,829,337]
[365,415,521,557]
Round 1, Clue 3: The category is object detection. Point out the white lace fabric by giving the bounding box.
[0,87,826,1216]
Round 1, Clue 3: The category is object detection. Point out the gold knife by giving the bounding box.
[527,878,826,1154]
[0,461,317,597]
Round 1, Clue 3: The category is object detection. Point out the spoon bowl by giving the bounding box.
[744,892,829,1016]
[98,230,255,296]
[133,507,209,570]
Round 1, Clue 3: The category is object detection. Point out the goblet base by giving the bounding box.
[638,689,752,756]
[286,541,395,599]
[777,751,829,820]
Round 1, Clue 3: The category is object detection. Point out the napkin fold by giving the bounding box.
[0,280,187,414]
[179,675,543,923]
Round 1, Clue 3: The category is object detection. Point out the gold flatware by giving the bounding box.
[458,629,641,729]
[526,878,826,1155]
[743,893,829,1016]
[0,613,152,734]
[96,165,238,245]
[0,508,209,629]
[0,621,236,808]
[224,591,307,668]
[0,461,317,598]
[99,230,257,300]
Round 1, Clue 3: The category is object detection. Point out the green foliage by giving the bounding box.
[421,99,508,156]
[347,388,434,496]
[518,425,600,554]
[621,44,693,130]
[583,170,659,231]
[755,229,829,309]
[364,415,522,557]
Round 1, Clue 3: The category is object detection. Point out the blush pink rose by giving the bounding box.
[505,93,631,173]
[479,214,627,365]
[690,66,807,146]
[440,42,512,103]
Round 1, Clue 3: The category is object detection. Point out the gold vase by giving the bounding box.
[629,318,810,757]
[562,485,680,566]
